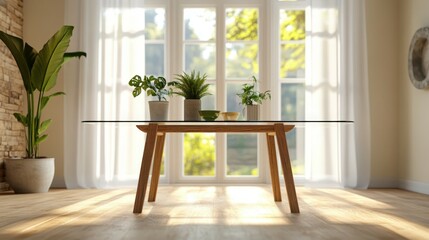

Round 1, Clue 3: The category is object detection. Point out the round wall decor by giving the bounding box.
[408,27,429,89]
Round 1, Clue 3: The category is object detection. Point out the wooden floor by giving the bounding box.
[0,186,428,240]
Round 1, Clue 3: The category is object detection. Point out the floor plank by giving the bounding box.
[0,186,428,240]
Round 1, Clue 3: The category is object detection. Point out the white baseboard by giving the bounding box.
[368,179,398,188]
[398,180,429,195]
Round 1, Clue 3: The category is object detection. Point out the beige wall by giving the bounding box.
[23,0,65,187]
[365,0,400,187]
[398,0,429,193]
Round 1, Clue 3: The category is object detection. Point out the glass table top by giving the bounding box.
[82,120,353,123]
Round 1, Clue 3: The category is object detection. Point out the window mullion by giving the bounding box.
[216,4,226,182]
[270,0,281,120]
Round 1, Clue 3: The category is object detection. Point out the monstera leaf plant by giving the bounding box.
[128,74,172,121]
[0,25,86,158]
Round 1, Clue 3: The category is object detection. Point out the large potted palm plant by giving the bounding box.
[0,26,86,193]
[170,70,211,121]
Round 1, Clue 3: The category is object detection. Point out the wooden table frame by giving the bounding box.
[133,123,300,214]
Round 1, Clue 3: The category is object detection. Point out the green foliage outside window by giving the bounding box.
[280,10,305,78]
[184,133,215,176]
[227,134,258,176]
[226,8,259,77]
[144,9,165,40]
[225,9,305,78]
[226,9,258,41]
[181,8,306,177]
[144,9,165,76]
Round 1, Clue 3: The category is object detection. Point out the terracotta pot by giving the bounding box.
[5,157,55,193]
[149,101,169,121]
[184,99,201,121]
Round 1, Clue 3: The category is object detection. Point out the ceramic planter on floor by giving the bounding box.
[5,157,55,193]
[149,101,169,121]
[184,99,201,121]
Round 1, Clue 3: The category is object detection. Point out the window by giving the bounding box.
[71,0,362,188]
[145,7,167,176]
[225,8,259,176]
[152,0,308,183]
[278,8,306,175]
[177,3,264,182]
[182,8,217,177]
[144,8,166,76]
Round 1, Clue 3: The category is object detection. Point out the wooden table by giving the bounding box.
[133,122,300,214]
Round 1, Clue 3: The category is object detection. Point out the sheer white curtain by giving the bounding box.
[64,0,370,189]
[339,0,371,188]
[64,0,147,188]
[304,0,370,188]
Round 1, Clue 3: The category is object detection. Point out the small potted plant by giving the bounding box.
[0,26,86,193]
[237,76,271,120]
[169,70,211,121]
[129,75,172,121]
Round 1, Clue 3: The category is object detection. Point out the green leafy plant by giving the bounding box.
[237,76,271,105]
[0,26,86,158]
[128,75,172,101]
[170,70,211,99]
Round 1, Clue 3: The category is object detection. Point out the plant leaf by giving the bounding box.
[154,76,166,89]
[129,75,142,87]
[171,70,211,99]
[38,119,52,134]
[146,89,156,96]
[35,134,48,145]
[44,51,87,92]
[13,113,28,127]
[64,51,87,62]
[0,31,34,92]
[132,88,142,97]
[24,43,38,78]
[236,76,270,105]
[31,26,74,92]
[41,92,65,110]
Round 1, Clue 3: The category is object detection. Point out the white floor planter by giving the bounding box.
[5,158,55,193]
[246,105,260,121]
[184,99,201,121]
[149,101,169,121]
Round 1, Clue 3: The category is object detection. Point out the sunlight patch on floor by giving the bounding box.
[1,189,134,235]
[310,189,429,239]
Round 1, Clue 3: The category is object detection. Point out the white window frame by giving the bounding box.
[270,0,310,183]
[145,0,309,184]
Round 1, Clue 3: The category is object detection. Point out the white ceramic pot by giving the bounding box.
[149,101,169,121]
[184,99,201,121]
[5,157,55,193]
[246,105,259,121]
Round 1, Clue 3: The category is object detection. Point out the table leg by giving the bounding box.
[274,123,300,213]
[148,133,166,202]
[133,124,159,214]
[266,133,282,202]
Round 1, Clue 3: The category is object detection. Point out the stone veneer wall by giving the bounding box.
[0,0,26,191]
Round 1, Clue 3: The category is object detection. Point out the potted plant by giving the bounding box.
[0,26,86,193]
[128,75,172,121]
[237,76,271,120]
[170,70,211,121]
